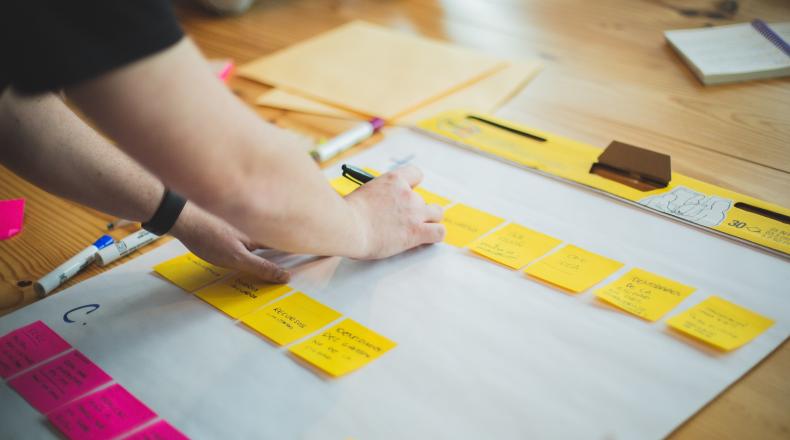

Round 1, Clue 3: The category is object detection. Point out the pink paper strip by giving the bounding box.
[48,384,157,440]
[0,198,25,239]
[124,420,190,440]
[0,320,71,379]
[8,350,113,414]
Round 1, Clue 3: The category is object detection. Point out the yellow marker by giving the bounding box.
[525,245,623,293]
[195,275,292,319]
[289,318,396,377]
[666,296,774,351]
[153,253,231,292]
[595,268,695,321]
[470,223,561,269]
[441,203,505,247]
[414,187,451,207]
[241,292,342,346]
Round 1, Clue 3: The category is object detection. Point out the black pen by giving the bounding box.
[341,164,375,185]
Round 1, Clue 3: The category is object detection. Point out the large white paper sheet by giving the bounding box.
[1,129,788,439]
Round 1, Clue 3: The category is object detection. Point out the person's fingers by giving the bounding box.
[236,251,290,283]
[387,165,423,188]
[423,203,444,223]
[417,223,446,244]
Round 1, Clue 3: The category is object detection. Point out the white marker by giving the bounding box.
[95,229,161,266]
[35,235,114,297]
[310,118,385,163]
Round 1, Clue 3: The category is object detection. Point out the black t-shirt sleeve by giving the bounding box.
[1,1,184,93]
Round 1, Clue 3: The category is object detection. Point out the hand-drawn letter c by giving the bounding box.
[63,304,100,325]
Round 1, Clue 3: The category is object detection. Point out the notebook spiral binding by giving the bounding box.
[751,19,790,57]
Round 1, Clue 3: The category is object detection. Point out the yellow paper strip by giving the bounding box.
[289,318,396,377]
[666,296,774,351]
[153,253,231,292]
[595,268,695,321]
[195,275,292,319]
[241,292,342,346]
[471,223,561,269]
[525,245,623,293]
[441,203,505,247]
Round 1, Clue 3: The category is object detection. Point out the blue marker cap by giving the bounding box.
[92,234,115,250]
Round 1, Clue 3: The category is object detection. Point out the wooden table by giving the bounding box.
[1,0,788,437]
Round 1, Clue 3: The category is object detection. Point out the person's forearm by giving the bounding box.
[0,88,163,223]
[0,88,249,260]
[65,39,368,258]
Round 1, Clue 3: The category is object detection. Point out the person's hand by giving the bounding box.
[345,165,445,259]
[170,202,290,283]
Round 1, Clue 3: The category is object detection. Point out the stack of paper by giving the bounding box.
[238,21,541,124]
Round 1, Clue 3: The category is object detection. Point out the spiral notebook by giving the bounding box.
[665,20,790,85]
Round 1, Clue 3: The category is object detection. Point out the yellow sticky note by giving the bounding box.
[414,187,451,207]
[195,275,292,319]
[470,223,561,269]
[329,176,359,196]
[441,203,505,247]
[153,253,231,292]
[595,268,695,321]
[525,245,623,293]
[289,319,396,377]
[666,296,774,351]
[241,292,342,346]
[328,167,380,196]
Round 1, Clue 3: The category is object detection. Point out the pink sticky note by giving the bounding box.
[0,320,71,379]
[8,350,113,414]
[48,384,157,440]
[124,420,189,440]
[0,198,25,239]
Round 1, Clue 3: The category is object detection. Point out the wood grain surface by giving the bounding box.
[1,0,788,438]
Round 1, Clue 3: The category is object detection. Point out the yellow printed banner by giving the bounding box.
[417,111,790,257]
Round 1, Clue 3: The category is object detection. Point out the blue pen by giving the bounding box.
[34,235,114,297]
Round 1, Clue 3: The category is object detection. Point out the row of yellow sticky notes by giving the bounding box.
[153,254,395,377]
[445,203,775,351]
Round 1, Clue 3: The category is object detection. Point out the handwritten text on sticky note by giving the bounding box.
[666,296,774,351]
[153,253,231,292]
[241,292,342,345]
[471,223,561,269]
[441,203,504,247]
[48,384,156,440]
[525,245,623,293]
[196,275,292,319]
[289,319,396,377]
[9,350,112,414]
[0,321,71,379]
[595,268,695,321]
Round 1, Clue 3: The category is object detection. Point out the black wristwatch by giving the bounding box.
[142,189,187,236]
